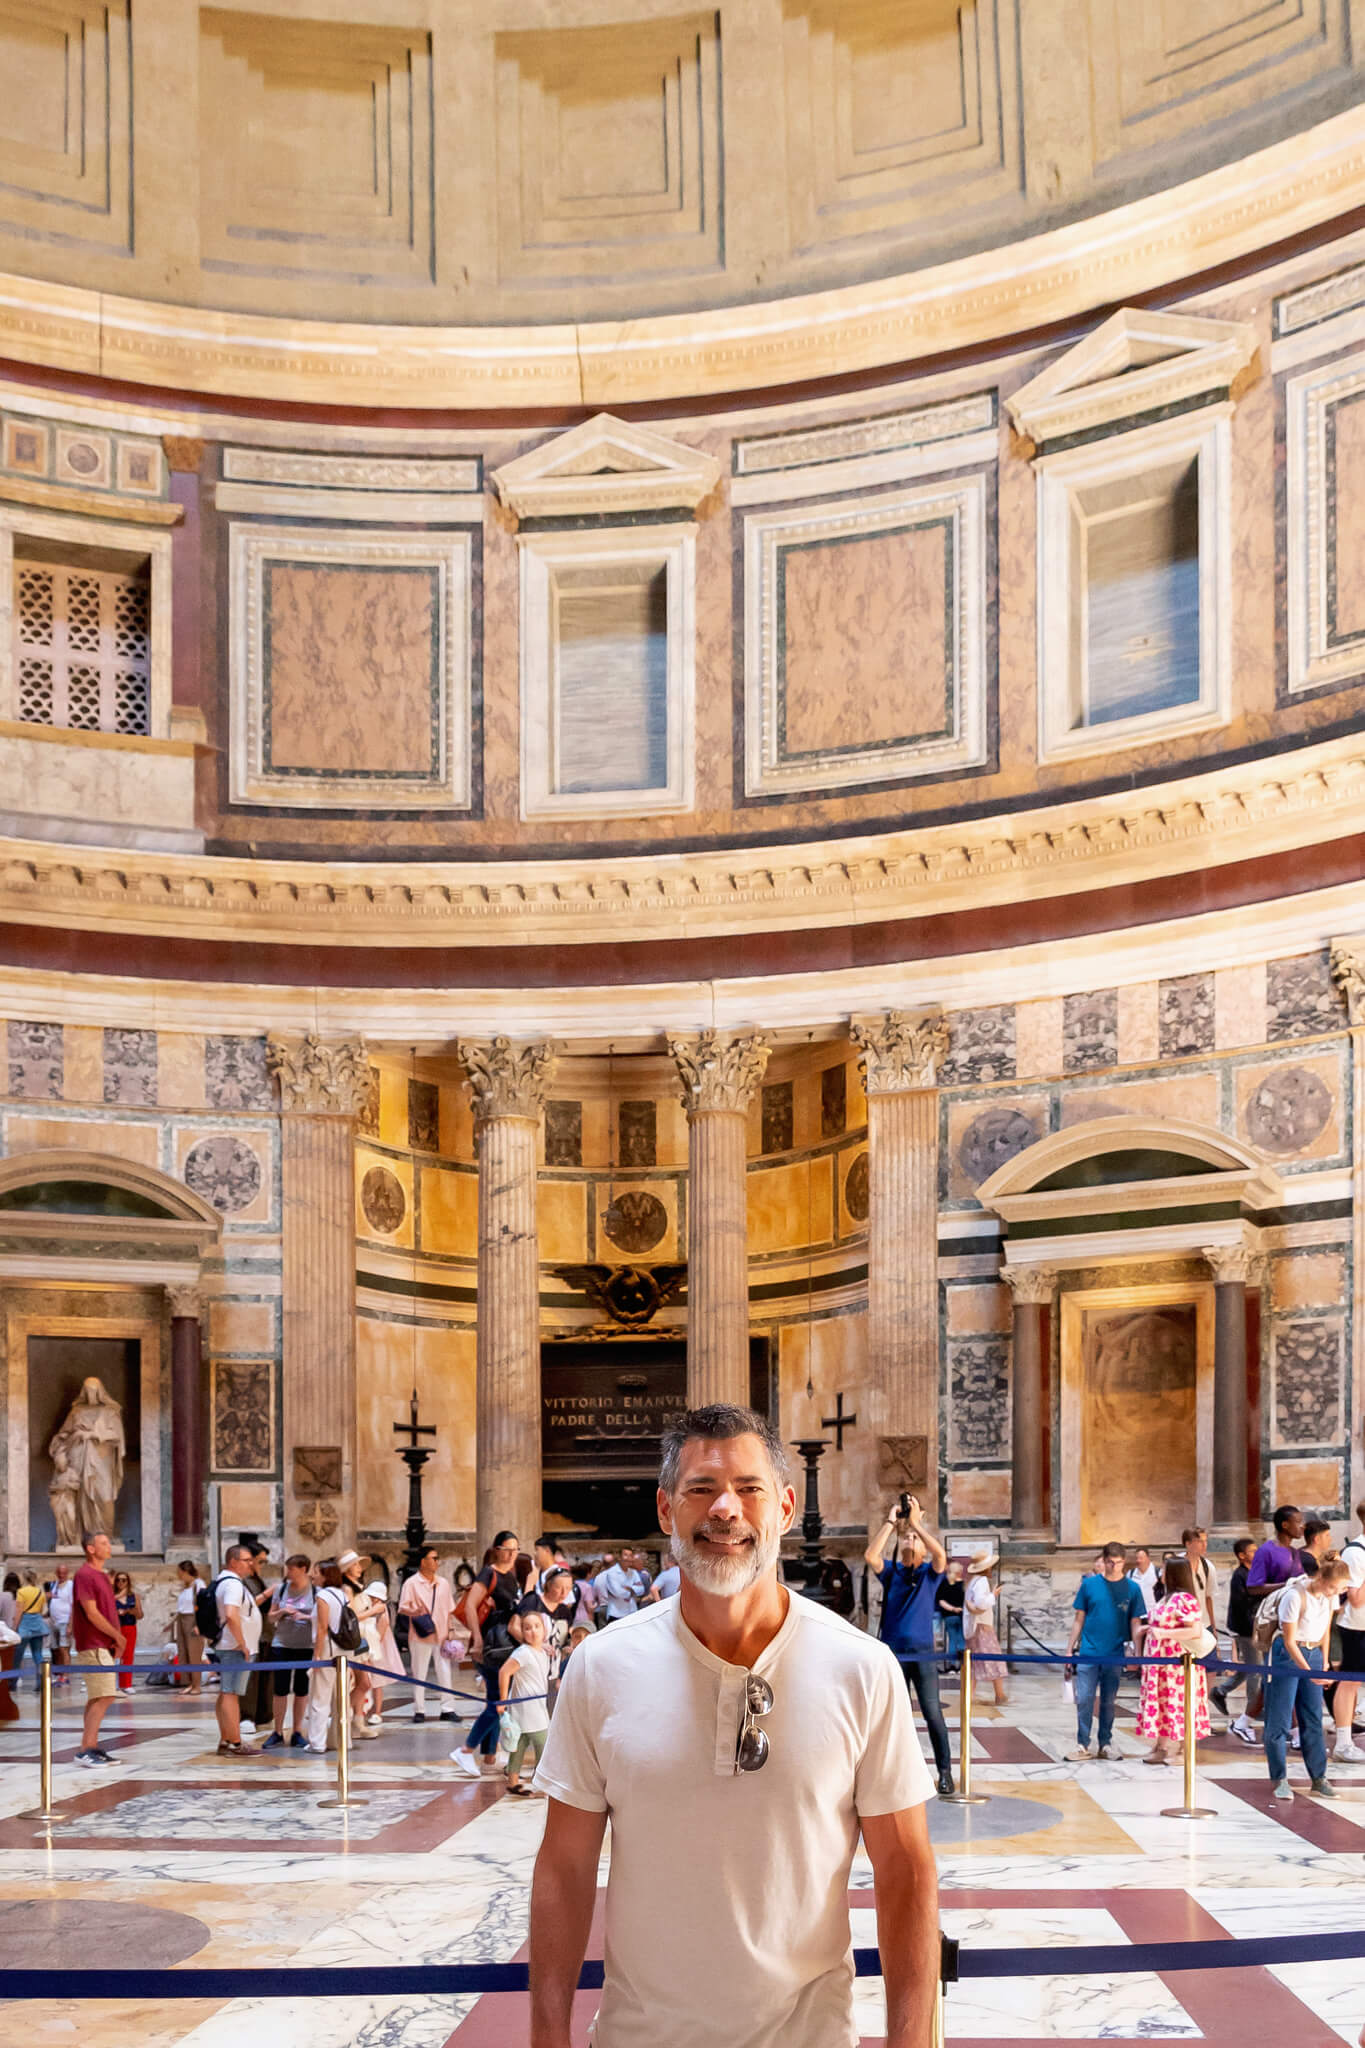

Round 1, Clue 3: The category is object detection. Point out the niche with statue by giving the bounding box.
[29,1339,140,1553]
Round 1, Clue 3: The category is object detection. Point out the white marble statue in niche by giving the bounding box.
[48,1377,126,1543]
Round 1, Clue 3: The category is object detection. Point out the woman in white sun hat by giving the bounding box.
[963,1548,1009,1705]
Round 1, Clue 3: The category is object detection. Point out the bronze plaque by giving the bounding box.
[293,1445,342,1498]
[543,1342,687,1479]
[877,1433,928,1492]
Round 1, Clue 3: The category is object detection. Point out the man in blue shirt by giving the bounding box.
[865,1494,954,1796]
[1066,1542,1145,1760]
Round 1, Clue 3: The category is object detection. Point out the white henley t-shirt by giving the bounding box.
[535,1589,934,2048]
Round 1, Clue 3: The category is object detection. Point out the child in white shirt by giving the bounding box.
[498,1609,552,1797]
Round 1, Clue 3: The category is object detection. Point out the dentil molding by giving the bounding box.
[0,732,1364,952]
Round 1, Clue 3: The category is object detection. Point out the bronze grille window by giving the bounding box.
[14,560,152,737]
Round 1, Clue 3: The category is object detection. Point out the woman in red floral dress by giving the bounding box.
[1136,1557,1212,1765]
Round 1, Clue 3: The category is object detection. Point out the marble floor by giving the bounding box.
[0,1667,1363,2044]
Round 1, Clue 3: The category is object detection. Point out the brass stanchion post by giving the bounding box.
[22,1658,66,1823]
[318,1652,368,1809]
[940,1646,986,1806]
[1161,1652,1215,1820]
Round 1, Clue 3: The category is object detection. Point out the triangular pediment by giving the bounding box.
[492,414,720,520]
[1007,309,1258,447]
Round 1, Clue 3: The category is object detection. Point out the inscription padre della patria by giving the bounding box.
[544,1391,686,1443]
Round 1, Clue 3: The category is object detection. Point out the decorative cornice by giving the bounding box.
[0,110,1361,408]
[165,1282,205,1320]
[267,1033,369,1114]
[1001,1264,1058,1306]
[1201,1245,1265,1286]
[851,1010,949,1093]
[1006,308,1257,448]
[492,414,719,521]
[1330,938,1365,1026]
[456,1037,559,1123]
[1,732,1364,951]
[668,1029,771,1115]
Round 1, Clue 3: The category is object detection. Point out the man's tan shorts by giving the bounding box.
[75,1646,116,1699]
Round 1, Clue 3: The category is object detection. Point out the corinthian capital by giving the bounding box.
[668,1029,771,1115]
[456,1037,559,1123]
[1330,940,1365,1026]
[165,1282,204,1321]
[267,1033,370,1115]
[1202,1244,1265,1287]
[1002,1264,1057,1306]
[851,1011,949,1093]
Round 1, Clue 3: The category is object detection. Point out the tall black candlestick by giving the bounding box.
[788,1438,836,1606]
[393,1388,437,1581]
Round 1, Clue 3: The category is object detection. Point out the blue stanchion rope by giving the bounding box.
[4,1928,1365,2000]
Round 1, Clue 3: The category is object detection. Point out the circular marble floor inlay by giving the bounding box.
[928,1793,1063,1844]
[0,1898,210,1972]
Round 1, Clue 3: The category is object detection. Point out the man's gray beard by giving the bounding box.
[671,1520,781,1595]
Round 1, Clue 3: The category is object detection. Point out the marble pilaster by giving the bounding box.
[267,1033,369,1553]
[852,1012,949,1508]
[668,1029,771,1407]
[456,1037,558,1549]
[1003,1264,1056,1534]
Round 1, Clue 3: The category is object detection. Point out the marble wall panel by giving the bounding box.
[438,1081,475,1163]
[1214,962,1267,1052]
[408,1079,439,1154]
[1235,1049,1343,1164]
[8,1113,160,1168]
[1272,1457,1344,1513]
[355,1151,414,1248]
[946,1094,1048,1202]
[947,1469,1011,1521]
[156,1034,205,1112]
[619,1100,658,1167]
[544,1100,582,1168]
[1271,1315,1345,1447]
[1266,952,1344,1041]
[1062,989,1118,1074]
[945,1282,1012,1336]
[777,1312,873,1529]
[356,1318,476,1537]
[538,1180,589,1264]
[174,1127,273,1225]
[1270,1249,1347,1312]
[356,1064,381,1138]
[417,1165,477,1256]
[209,1299,276,1356]
[940,1005,1016,1086]
[103,1027,157,1107]
[761,1080,795,1156]
[820,1065,847,1138]
[1057,1071,1222,1129]
[63,1026,104,1104]
[1158,973,1216,1059]
[6,1021,62,1100]
[205,1035,274,1112]
[217,1481,275,1531]
[748,1156,835,1257]
[596,1181,678,1263]
[947,1337,1010,1462]
[211,1356,274,1474]
[1013,998,1064,1081]
[1116,982,1160,1067]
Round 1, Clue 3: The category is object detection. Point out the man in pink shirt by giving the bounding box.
[398,1546,459,1723]
[72,1530,122,1766]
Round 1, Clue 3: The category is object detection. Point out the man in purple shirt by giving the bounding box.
[1246,1506,1305,1591]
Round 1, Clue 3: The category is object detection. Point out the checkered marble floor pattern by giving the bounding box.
[0,1666,1362,2045]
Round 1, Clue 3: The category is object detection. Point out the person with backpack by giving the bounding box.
[1264,1552,1351,1800]
[1331,1499,1365,1764]
[203,1545,263,1756]
[450,1528,521,1777]
[303,1557,364,1753]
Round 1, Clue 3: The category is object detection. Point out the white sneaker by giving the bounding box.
[494,1749,509,1769]
[1097,1742,1123,1760]
[1232,1719,1259,1746]
[1064,1745,1091,1762]
[1333,1740,1365,1763]
[1291,1731,1301,1751]
[239,1719,256,1735]
[452,1749,482,1777]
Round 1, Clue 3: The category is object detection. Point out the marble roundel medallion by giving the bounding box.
[1244,1066,1332,1155]
[844,1152,869,1222]
[361,1164,407,1235]
[184,1134,262,1214]
[959,1107,1040,1187]
[603,1190,668,1253]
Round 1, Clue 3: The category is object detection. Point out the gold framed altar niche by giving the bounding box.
[1060,1280,1216,1550]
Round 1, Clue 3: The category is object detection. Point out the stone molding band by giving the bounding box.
[0,109,1360,408]
[1,731,1363,953]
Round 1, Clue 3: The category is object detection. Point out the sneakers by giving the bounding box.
[1310,1777,1338,1799]
[261,1731,286,1750]
[439,1711,459,1723]
[216,1740,257,1757]
[1064,1745,1092,1762]
[74,1747,111,1768]
[365,1714,382,1728]
[1272,1778,1293,1801]
[351,1719,379,1741]
[239,1719,257,1736]
[451,1749,482,1777]
[1291,1730,1301,1751]
[1097,1743,1122,1760]
[1333,1741,1365,1763]
[1231,1717,1258,1745]
[1209,1689,1229,1717]
[290,1732,308,1750]
[412,1712,427,1724]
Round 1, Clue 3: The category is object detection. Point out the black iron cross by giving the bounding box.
[394,1387,436,1451]
[821,1391,858,1452]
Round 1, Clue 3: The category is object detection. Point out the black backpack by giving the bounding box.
[194,1573,232,1646]
[326,1595,363,1655]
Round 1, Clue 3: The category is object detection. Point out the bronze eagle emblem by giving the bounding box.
[552,1262,687,1327]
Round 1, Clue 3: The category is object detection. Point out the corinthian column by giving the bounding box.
[1202,1244,1261,1527]
[1332,939,1365,1513]
[669,1029,771,1408]
[1002,1265,1056,1533]
[456,1037,559,1550]
[167,1283,206,1540]
[268,1033,369,1553]
[852,1012,949,1502]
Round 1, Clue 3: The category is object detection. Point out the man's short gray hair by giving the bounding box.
[659,1404,791,1496]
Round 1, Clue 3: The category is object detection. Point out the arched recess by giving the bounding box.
[977,1118,1280,1549]
[0,1150,220,1559]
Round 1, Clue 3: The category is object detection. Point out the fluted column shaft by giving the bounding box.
[854,1013,948,1501]
[458,1038,558,1551]
[168,1285,206,1539]
[669,1031,770,1409]
[1203,1244,1261,1526]
[268,1034,369,1555]
[1003,1266,1055,1532]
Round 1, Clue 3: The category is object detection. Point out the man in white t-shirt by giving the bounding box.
[530,1402,938,2048]
[1332,1498,1365,1763]
[1182,1527,1218,1630]
[213,1544,263,1756]
[592,1549,648,1623]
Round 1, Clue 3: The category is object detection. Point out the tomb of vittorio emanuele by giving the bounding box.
[2,0,1365,1655]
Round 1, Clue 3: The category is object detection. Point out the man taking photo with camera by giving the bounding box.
[865,1494,956,1798]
